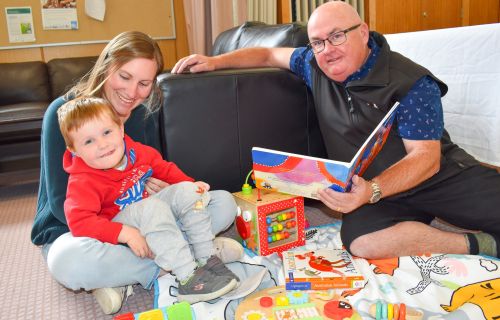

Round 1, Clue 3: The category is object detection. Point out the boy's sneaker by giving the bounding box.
[213,237,244,263]
[92,285,133,315]
[204,255,240,282]
[177,263,237,304]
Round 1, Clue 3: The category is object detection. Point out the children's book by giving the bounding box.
[252,102,399,199]
[283,249,365,291]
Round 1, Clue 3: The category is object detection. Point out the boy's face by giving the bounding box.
[68,113,125,170]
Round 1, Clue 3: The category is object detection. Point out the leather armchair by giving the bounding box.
[212,21,308,55]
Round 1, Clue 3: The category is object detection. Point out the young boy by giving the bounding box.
[57,97,243,304]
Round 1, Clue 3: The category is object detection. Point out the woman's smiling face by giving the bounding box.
[103,57,158,121]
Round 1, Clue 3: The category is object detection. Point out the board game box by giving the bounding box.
[283,249,365,290]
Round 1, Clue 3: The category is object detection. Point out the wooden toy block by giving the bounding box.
[233,188,305,256]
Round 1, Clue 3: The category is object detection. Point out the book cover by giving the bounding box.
[252,102,399,199]
[283,249,365,291]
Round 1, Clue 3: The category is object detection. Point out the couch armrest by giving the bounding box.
[158,68,325,192]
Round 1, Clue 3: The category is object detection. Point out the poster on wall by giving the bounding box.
[40,0,79,30]
[5,7,36,43]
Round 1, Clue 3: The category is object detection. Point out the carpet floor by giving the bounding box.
[0,174,153,319]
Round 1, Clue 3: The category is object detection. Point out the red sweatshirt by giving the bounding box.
[63,135,194,244]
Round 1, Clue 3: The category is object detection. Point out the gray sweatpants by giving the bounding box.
[112,181,213,280]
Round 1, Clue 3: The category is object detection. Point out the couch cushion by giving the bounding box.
[0,61,50,106]
[47,56,97,98]
[212,22,308,56]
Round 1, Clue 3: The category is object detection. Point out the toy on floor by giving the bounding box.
[113,301,195,320]
[235,285,361,320]
[368,301,424,320]
[233,170,305,256]
[233,185,305,256]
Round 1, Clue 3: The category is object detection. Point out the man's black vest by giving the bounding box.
[309,32,478,193]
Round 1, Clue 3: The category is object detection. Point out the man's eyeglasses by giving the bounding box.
[308,24,361,54]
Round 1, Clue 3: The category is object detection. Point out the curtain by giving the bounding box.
[182,0,211,55]
[181,0,365,55]
[248,0,277,25]
[183,0,277,55]
[345,0,365,21]
[292,0,364,22]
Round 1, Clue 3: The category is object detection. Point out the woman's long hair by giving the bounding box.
[66,31,164,114]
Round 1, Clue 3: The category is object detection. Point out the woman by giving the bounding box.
[31,31,238,314]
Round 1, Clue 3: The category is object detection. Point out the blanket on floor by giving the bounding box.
[155,221,500,320]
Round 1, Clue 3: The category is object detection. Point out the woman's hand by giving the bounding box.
[145,177,169,195]
[118,225,154,259]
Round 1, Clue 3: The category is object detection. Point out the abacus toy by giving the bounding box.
[368,301,423,320]
[233,187,305,256]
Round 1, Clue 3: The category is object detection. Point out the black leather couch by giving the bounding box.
[0,56,96,173]
[157,22,326,192]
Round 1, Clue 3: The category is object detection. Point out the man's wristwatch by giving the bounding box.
[369,181,382,204]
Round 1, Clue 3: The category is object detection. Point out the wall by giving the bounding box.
[368,0,500,34]
[0,0,189,69]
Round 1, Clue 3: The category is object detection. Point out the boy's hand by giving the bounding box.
[194,181,210,193]
[118,225,153,259]
[145,177,170,195]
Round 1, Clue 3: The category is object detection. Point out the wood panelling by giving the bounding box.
[278,0,292,23]
[421,0,462,31]
[42,43,106,61]
[0,47,42,63]
[463,0,500,25]
[369,0,422,33]
[369,0,500,34]
[157,40,179,70]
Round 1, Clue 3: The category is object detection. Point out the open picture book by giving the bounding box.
[252,102,399,199]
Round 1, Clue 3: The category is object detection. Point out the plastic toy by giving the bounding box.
[368,301,424,320]
[233,185,305,256]
[113,301,195,320]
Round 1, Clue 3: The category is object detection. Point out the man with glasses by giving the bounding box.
[173,1,500,259]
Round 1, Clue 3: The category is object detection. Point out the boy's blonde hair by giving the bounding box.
[57,97,122,149]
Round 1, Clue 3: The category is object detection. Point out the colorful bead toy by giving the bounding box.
[369,301,424,320]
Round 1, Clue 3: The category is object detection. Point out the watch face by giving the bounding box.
[370,192,381,203]
[370,182,382,203]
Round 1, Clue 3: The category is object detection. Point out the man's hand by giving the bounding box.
[118,225,153,259]
[172,54,216,74]
[317,175,372,213]
[145,177,170,195]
